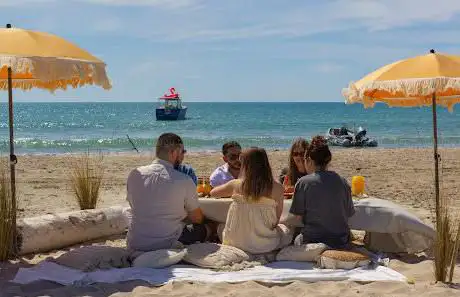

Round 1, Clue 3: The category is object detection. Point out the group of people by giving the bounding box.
[126,133,355,255]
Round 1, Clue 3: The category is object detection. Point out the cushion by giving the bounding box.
[183,243,250,269]
[318,249,370,270]
[349,198,435,253]
[276,243,328,262]
[364,231,434,254]
[132,249,187,268]
[51,246,130,272]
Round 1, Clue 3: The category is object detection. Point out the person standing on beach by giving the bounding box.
[209,141,242,188]
[126,133,209,252]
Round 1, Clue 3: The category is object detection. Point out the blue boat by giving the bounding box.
[156,87,187,121]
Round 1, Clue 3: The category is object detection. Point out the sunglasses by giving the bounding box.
[226,153,240,161]
[292,151,305,157]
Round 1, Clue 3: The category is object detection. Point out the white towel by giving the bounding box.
[13,261,407,286]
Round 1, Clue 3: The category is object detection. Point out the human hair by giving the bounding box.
[155,133,183,159]
[222,141,241,155]
[288,137,309,185]
[240,147,274,200]
[305,136,331,170]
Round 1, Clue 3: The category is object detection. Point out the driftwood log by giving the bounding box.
[17,206,131,255]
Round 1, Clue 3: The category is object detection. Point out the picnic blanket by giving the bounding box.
[13,261,407,286]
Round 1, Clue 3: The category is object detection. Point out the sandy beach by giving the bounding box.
[14,147,460,219]
[1,147,459,296]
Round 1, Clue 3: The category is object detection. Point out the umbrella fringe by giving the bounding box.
[343,77,460,112]
[0,56,111,91]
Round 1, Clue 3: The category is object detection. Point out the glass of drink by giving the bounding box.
[352,175,365,196]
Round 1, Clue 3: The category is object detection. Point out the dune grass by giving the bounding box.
[448,218,460,283]
[432,190,460,283]
[0,159,15,261]
[69,151,105,210]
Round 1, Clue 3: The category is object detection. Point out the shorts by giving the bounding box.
[178,223,208,245]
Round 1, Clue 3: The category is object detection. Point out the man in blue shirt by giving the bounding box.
[175,163,198,185]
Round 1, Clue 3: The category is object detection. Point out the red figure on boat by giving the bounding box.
[156,87,187,121]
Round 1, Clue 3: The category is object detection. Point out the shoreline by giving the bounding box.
[3,144,459,157]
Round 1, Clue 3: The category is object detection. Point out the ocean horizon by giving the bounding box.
[1,101,459,155]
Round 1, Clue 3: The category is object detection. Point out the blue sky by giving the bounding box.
[2,0,460,102]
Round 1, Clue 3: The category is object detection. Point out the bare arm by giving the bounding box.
[185,179,204,223]
[210,179,237,198]
[187,207,204,224]
[272,182,284,224]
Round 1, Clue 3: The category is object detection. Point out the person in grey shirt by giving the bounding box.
[126,133,208,252]
[289,136,355,248]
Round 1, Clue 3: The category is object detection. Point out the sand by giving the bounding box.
[1,148,459,296]
[14,147,460,219]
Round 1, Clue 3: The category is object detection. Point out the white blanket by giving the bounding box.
[13,261,407,286]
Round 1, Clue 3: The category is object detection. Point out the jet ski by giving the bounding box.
[325,126,378,147]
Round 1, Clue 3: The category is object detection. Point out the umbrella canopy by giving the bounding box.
[0,25,111,91]
[0,24,111,257]
[343,50,460,111]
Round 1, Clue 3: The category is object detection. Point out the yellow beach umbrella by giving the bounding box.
[342,49,460,282]
[342,49,460,213]
[0,23,111,254]
[343,49,460,111]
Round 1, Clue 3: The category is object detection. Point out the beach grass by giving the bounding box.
[448,217,460,283]
[433,190,460,283]
[69,151,105,210]
[0,159,15,261]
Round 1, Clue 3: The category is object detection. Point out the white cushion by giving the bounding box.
[183,243,250,268]
[132,249,187,268]
[349,198,435,253]
[51,246,130,272]
[318,250,370,270]
[276,243,328,262]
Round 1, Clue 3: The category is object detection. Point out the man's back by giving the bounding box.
[126,159,199,251]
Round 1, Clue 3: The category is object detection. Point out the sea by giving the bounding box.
[0,102,459,155]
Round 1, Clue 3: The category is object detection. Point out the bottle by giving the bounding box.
[283,175,290,187]
[204,178,212,196]
[196,177,205,195]
[283,175,293,198]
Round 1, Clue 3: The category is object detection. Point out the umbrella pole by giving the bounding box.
[431,93,440,224]
[7,67,17,256]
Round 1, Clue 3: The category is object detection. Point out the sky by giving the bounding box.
[1,0,460,102]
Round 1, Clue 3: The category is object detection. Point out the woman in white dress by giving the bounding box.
[210,147,292,254]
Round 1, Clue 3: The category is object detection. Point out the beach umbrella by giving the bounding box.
[0,24,111,254]
[342,49,460,281]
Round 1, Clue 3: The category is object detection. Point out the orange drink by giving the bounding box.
[351,175,365,196]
